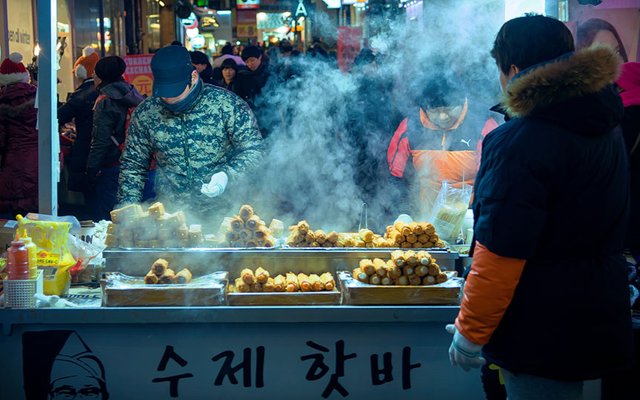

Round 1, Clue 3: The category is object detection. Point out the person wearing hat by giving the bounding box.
[86,55,144,221]
[0,52,38,217]
[190,50,216,85]
[58,47,100,203]
[117,45,263,220]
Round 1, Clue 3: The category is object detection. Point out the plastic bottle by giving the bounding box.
[21,236,38,279]
[7,240,29,280]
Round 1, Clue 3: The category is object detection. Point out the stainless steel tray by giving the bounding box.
[103,247,459,277]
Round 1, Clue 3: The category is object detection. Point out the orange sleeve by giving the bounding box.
[455,241,526,345]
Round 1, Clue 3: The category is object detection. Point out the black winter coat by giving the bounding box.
[474,47,632,380]
[86,80,143,175]
[58,79,98,175]
[621,105,640,252]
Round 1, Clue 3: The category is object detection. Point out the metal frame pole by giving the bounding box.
[36,0,57,215]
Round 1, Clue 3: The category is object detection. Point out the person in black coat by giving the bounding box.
[86,56,144,221]
[213,58,242,95]
[237,45,270,107]
[58,47,100,193]
[190,51,216,85]
[448,15,632,398]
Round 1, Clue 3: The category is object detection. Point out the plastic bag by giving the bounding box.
[16,214,78,295]
[429,181,473,242]
[68,234,104,283]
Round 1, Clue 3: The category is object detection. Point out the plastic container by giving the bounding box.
[7,240,29,280]
[4,270,43,308]
[21,236,38,279]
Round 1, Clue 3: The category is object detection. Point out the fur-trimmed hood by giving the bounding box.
[0,71,29,86]
[502,46,624,136]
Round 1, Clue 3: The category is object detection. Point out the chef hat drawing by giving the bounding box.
[49,332,106,385]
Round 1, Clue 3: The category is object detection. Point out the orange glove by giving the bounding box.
[455,241,526,345]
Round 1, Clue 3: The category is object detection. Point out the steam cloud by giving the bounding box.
[222,1,505,234]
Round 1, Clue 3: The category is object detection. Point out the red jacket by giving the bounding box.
[0,81,38,216]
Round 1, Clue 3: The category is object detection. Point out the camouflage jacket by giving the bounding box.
[117,83,264,213]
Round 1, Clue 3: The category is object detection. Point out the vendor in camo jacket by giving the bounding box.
[118,45,264,217]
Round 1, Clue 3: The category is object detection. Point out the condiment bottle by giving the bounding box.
[7,240,29,280]
[21,236,38,279]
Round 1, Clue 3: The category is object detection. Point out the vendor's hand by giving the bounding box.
[446,324,485,371]
[201,171,228,198]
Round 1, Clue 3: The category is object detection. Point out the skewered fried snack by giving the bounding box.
[105,234,119,247]
[373,258,387,277]
[394,221,407,232]
[148,202,166,219]
[297,220,311,233]
[263,277,276,292]
[285,272,300,292]
[245,241,259,247]
[403,250,418,265]
[251,282,264,292]
[408,274,422,286]
[262,237,276,247]
[415,265,428,277]
[151,258,169,276]
[144,271,159,284]
[391,250,405,266]
[225,231,240,243]
[241,268,256,285]
[188,224,203,246]
[406,234,418,244]
[235,277,250,293]
[359,229,374,243]
[359,259,376,275]
[411,222,424,235]
[245,215,261,230]
[422,223,436,235]
[381,276,393,285]
[173,268,193,284]
[436,272,448,284]
[403,265,415,276]
[327,231,339,244]
[309,274,324,291]
[273,275,286,292]
[385,261,402,279]
[352,268,369,283]
[417,251,432,266]
[396,276,409,285]
[239,205,254,221]
[315,230,327,244]
[320,272,335,291]
[298,273,312,292]
[110,204,143,224]
[158,268,176,284]
[254,226,269,240]
[255,267,270,284]
[305,231,316,243]
[230,216,244,232]
[239,229,252,241]
[424,275,436,285]
[401,242,412,248]
[428,264,441,277]
[369,275,382,285]
[418,234,430,244]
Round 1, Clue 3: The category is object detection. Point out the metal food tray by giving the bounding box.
[103,247,459,277]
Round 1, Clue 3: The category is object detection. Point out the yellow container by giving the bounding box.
[40,264,72,296]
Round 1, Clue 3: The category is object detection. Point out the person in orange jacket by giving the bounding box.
[448,15,633,398]
[387,79,498,223]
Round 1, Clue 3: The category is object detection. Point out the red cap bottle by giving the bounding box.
[8,240,30,280]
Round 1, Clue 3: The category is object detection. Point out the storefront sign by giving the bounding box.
[237,0,260,10]
[295,0,308,17]
[237,10,258,38]
[0,323,484,399]
[181,12,198,29]
[6,0,35,58]
[123,55,154,97]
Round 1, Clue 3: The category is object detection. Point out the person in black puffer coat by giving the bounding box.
[58,47,100,195]
[86,56,143,221]
[447,15,632,399]
[190,51,216,86]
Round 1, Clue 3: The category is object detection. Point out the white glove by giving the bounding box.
[201,171,228,198]
[394,214,413,225]
[446,324,485,371]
